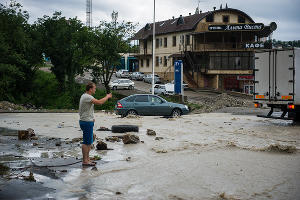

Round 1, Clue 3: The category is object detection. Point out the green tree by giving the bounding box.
[37,12,95,92]
[90,11,137,93]
[0,1,43,101]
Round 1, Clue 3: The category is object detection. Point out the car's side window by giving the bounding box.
[150,96,162,103]
[135,95,149,102]
[126,96,136,102]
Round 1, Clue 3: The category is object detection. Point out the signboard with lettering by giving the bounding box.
[237,75,254,81]
[208,23,264,32]
[245,43,264,49]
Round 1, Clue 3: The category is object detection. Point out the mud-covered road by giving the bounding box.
[0,108,299,200]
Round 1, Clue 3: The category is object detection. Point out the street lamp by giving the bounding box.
[152,0,156,95]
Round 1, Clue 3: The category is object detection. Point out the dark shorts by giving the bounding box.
[79,120,94,145]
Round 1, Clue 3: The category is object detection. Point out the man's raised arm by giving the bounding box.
[91,93,112,105]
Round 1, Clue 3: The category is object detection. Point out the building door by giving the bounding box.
[204,77,209,88]
[244,85,254,94]
[224,76,239,91]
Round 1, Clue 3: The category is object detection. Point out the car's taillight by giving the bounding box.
[288,104,295,109]
[117,102,123,108]
[254,103,262,108]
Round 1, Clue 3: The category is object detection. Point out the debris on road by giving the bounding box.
[147,129,156,136]
[72,137,82,143]
[93,155,102,161]
[105,136,121,142]
[0,163,10,175]
[125,157,131,161]
[96,140,108,150]
[155,137,164,140]
[122,134,140,144]
[18,129,37,140]
[97,127,111,131]
[152,148,167,153]
[24,172,36,182]
[259,143,297,154]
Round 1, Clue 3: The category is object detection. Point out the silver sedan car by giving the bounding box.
[109,79,135,90]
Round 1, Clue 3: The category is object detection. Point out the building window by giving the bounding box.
[206,14,214,22]
[223,15,229,23]
[146,59,150,67]
[160,38,162,47]
[180,35,184,45]
[141,59,144,67]
[159,57,162,64]
[164,37,167,47]
[238,15,245,23]
[155,56,159,66]
[186,35,190,45]
[164,56,167,66]
[156,38,159,48]
[172,36,176,46]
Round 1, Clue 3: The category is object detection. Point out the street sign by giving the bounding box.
[174,60,183,94]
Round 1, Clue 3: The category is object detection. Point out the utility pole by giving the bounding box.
[152,0,156,95]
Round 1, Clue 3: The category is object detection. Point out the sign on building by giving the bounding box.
[174,60,183,94]
[208,23,264,32]
[237,75,254,81]
[245,43,264,49]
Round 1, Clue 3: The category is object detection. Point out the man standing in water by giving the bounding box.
[79,82,112,166]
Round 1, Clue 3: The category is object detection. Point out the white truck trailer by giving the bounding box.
[254,48,300,121]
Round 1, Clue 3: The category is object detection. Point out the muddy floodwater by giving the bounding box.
[0,109,299,200]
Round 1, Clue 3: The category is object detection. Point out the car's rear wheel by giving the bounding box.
[129,85,134,90]
[126,110,138,116]
[171,108,181,118]
[113,86,117,90]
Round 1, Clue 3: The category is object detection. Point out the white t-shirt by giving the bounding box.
[79,93,95,122]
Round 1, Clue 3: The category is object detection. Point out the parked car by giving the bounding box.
[170,80,189,90]
[150,84,175,95]
[109,79,134,90]
[150,84,166,95]
[131,72,145,80]
[143,74,161,84]
[114,94,189,117]
[116,70,130,78]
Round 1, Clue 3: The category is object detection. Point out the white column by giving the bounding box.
[152,0,156,95]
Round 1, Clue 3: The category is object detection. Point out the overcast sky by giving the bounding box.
[3,0,300,40]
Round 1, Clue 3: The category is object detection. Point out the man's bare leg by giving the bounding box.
[82,144,90,164]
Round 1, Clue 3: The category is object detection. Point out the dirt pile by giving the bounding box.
[259,143,297,153]
[190,93,252,113]
[0,101,26,111]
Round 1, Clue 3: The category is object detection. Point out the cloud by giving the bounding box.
[6,0,300,40]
